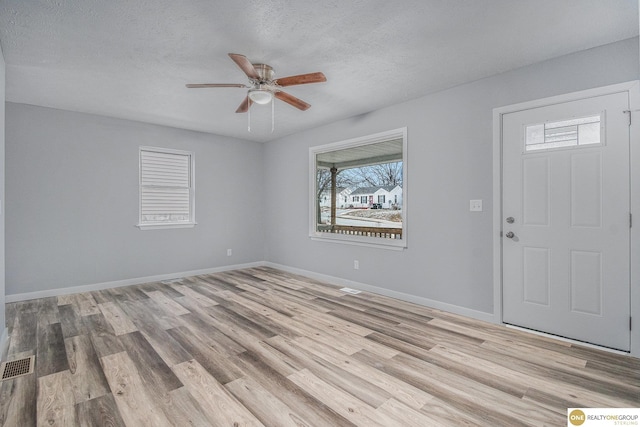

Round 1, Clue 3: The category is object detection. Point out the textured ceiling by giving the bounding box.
[0,0,637,142]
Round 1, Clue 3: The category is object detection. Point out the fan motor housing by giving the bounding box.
[252,64,274,82]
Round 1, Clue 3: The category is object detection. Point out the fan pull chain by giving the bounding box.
[246,99,275,133]
[247,104,251,132]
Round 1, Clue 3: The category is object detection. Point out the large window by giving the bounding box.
[309,128,407,249]
[138,146,195,230]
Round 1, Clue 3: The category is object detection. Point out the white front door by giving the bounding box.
[502,91,630,351]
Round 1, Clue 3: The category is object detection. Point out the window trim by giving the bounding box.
[137,146,196,230]
[308,127,407,250]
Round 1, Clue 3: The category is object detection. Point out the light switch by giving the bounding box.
[470,199,483,212]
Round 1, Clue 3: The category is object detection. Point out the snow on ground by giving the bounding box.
[342,209,402,222]
[319,208,402,228]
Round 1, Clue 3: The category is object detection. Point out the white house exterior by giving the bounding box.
[319,187,352,208]
[386,185,403,208]
[348,185,402,208]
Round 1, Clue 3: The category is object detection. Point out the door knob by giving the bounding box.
[505,231,515,239]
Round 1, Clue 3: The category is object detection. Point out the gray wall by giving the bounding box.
[4,37,638,315]
[6,105,264,295]
[0,44,5,332]
[263,37,640,315]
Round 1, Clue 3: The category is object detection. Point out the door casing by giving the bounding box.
[492,81,640,357]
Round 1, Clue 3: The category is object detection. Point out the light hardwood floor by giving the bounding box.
[1,267,638,426]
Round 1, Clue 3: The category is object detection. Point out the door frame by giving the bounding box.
[492,81,640,357]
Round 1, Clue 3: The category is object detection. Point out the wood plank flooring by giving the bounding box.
[1,267,638,426]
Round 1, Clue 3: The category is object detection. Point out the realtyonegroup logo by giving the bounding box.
[568,408,640,426]
[569,409,586,426]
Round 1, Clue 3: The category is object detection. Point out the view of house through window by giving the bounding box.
[311,128,406,245]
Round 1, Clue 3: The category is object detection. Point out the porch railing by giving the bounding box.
[317,224,402,239]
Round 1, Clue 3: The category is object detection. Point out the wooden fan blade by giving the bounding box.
[235,96,253,113]
[275,91,311,111]
[275,72,326,87]
[228,53,260,80]
[186,83,247,88]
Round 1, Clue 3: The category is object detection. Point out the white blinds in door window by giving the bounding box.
[138,147,195,229]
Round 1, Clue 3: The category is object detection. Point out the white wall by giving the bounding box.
[5,105,264,296]
[263,37,639,316]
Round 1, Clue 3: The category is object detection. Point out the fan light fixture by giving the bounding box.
[248,89,273,105]
[186,53,327,132]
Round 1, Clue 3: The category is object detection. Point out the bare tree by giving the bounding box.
[341,161,402,188]
[315,168,355,223]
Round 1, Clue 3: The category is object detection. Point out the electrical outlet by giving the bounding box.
[227,249,232,256]
[470,199,483,212]
[354,260,359,270]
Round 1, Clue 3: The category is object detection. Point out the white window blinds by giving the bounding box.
[139,147,194,228]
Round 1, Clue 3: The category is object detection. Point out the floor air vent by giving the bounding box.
[340,287,362,295]
[0,356,35,381]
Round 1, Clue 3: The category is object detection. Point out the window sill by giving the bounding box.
[310,233,406,251]
[136,222,197,231]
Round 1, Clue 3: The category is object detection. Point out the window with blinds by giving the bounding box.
[138,147,195,229]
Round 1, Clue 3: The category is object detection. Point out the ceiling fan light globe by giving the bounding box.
[248,89,273,105]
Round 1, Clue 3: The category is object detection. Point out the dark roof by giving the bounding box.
[350,185,398,195]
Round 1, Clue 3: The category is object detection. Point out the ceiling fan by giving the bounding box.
[186,53,327,113]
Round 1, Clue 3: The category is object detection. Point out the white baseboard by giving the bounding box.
[5,260,494,327]
[0,327,9,361]
[5,261,266,303]
[264,262,495,324]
